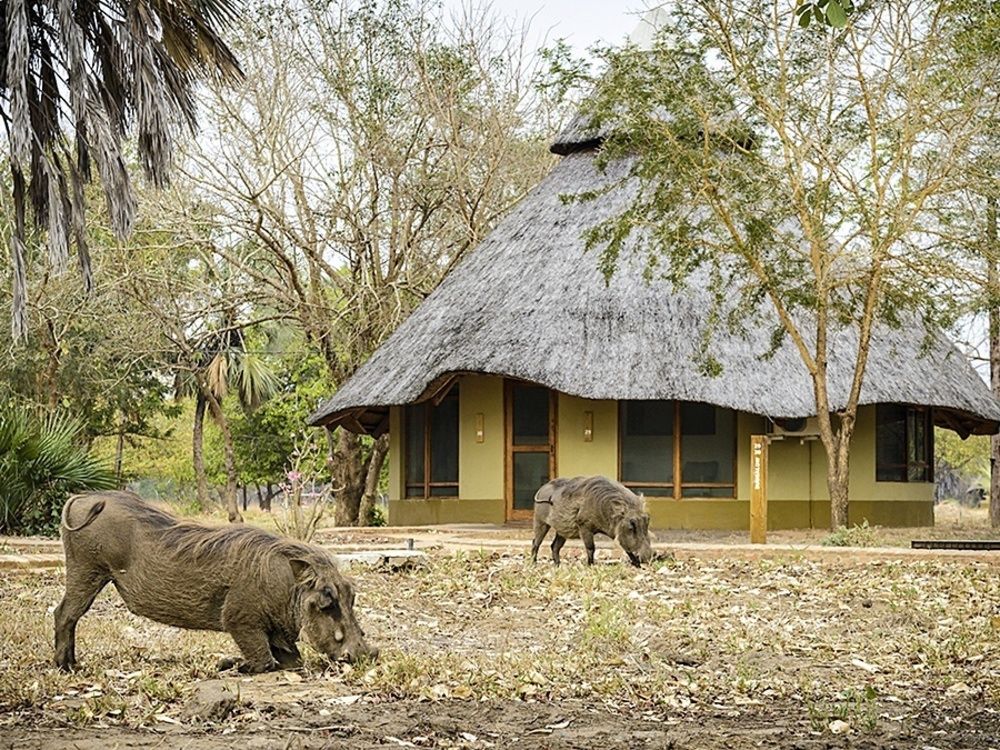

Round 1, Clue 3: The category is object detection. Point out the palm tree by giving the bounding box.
[0,404,116,535]
[2,0,241,340]
[179,330,279,523]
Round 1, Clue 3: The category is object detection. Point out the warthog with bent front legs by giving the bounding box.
[531,475,653,567]
[55,491,377,673]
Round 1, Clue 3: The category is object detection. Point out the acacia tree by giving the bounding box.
[922,2,1000,527]
[560,0,999,528]
[171,0,558,525]
[1,0,241,340]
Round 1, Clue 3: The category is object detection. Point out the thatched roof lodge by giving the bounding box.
[308,107,1000,531]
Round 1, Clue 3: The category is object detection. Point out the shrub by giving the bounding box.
[368,502,387,527]
[0,405,116,536]
[820,520,881,548]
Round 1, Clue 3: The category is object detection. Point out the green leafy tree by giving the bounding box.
[186,339,279,522]
[0,212,180,465]
[127,240,280,523]
[795,0,855,28]
[230,348,334,507]
[935,428,989,503]
[551,0,1000,528]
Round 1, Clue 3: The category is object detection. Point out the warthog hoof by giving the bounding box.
[216,656,241,672]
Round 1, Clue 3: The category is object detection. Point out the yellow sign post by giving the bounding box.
[750,435,769,544]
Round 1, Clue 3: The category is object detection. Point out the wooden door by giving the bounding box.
[505,381,557,521]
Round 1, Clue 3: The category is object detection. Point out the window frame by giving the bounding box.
[618,400,737,499]
[875,404,934,483]
[403,385,460,499]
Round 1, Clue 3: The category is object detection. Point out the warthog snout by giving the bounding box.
[617,513,653,568]
[338,640,379,664]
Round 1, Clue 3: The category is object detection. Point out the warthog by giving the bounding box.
[531,475,653,567]
[55,491,377,673]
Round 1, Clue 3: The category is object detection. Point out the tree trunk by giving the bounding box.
[241,484,248,512]
[264,483,275,511]
[205,392,243,523]
[114,412,126,486]
[192,392,209,509]
[827,432,851,529]
[987,195,1000,529]
[358,434,389,526]
[255,482,264,511]
[819,414,856,530]
[331,428,365,526]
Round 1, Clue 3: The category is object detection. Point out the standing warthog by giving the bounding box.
[531,475,653,567]
[55,491,378,674]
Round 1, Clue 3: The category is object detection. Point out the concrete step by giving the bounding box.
[0,553,63,570]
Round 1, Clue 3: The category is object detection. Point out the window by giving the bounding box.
[404,386,459,498]
[619,400,735,498]
[876,404,933,482]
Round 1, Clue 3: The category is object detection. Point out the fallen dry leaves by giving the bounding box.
[0,548,998,744]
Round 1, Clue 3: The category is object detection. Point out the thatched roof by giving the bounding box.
[308,149,1000,438]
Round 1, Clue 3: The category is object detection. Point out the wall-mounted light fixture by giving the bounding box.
[475,412,485,443]
[583,410,594,442]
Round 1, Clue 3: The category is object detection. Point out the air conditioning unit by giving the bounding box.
[767,416,821,438]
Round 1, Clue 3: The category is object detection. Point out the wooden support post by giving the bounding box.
[750,435,769,544]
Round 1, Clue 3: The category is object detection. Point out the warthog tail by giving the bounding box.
[61,495,107,532]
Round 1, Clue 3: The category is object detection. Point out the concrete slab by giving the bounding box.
[0,553,63,570]
[332,549,427,570]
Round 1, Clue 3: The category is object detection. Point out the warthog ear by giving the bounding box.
[289,558,314,583]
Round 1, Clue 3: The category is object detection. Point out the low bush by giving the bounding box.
[0,405,116,536]
[821,520,881,548]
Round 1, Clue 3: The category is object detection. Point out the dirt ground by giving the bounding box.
[4,695,1000,749]
[3,501,1000,749]
[2,534,1000,750]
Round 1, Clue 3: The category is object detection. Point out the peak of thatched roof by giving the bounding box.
[551,8,669,156]
[549,111,606,155]
[307,151,1000,437]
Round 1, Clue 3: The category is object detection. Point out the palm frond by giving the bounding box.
[0,403,116,535]
[232,352,280,412]
[207,352,229,400]
[3,0,243,341]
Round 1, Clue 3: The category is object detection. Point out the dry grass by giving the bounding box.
[1,547,998,740]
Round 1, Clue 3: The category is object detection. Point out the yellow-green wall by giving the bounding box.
[556,394,618,478]
[385,377,934,528]
[387,375,507,526]
[459,376,504,501]
[388,406,403,501]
